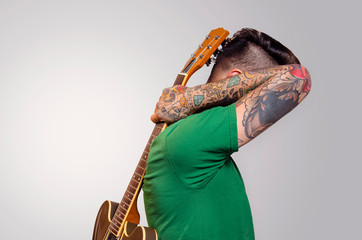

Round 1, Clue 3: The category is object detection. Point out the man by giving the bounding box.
[143,28,311,240]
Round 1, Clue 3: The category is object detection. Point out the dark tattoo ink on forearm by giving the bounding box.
[236,64,311,143]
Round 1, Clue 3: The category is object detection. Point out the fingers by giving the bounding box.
[151,86,178,124]
[150,113,159,123]
[151,105,160,123]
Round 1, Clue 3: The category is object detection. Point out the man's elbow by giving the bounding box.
[288,64,311,103]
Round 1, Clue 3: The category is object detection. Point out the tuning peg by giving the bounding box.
[199,54,204,59]
[199,44,203,49]
[206,55,217,66]
[206,35,210,39]
[215,35,220,40]
[206,58,212,67]
[207,45,212,49]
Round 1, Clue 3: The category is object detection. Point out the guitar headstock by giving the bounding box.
[180,28,229,80]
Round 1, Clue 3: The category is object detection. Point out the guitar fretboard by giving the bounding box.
[109,74,186,236]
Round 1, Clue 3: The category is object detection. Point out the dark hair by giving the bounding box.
[208,28,300,81]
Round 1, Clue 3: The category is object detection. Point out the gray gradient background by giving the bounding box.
[0,0,360,239]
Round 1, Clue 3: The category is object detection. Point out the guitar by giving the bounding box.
[92,27,229,240]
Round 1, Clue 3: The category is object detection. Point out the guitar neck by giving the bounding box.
[108,75,187,236]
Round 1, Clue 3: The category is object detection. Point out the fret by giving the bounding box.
[113,217,122,226]
[152,130,160,136]
[151,132,159,140]
[126,189,135,195]
[147,135,154,141]
[125,191,134,199]
[109,225,118,234]
[154,124,163,130]
[133,172,142,178]
[131,177,140,184]
[113,214,123,223]
[151,130,159,135]
[135,167,144,175]
[152,128,162,135]
[138,160,147,169]
[153,126,162,133]
[127,185,136,193]
[141,150,150,159]
[130,179,139,189]
[117,213,126,221]
[118,210,126,218]
[121,197,132,205]
[132,174,142,183]
[110,221,121,231]
[110,222,121,231]
[111,219,121,228]
[128,180,136,188]
[109,224,118,233]
[114,211,125,221]
[120,201,129,209]
[131,175,141,182]
[114,209,125,219]
[122,198,132,204]
[125,194,133,201]
[116,211,126,220]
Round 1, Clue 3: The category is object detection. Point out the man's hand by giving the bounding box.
[150,85,194,124]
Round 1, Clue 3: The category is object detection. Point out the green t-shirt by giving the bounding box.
[143,104,254,240]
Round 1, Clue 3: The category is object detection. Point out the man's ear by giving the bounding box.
[226,69,243,78]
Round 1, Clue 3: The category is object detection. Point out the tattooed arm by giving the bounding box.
[151,67,277,123]
[151,64,311,146]
[235,64,311,147]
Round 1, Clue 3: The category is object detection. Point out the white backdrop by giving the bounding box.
[0,0,361,239]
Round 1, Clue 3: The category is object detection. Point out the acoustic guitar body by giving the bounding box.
[92,200,158,240]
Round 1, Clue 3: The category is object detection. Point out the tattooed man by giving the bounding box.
[143,28,311,240]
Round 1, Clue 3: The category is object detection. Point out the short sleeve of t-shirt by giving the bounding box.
[165,103,239,189]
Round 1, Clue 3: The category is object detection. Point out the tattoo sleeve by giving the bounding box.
[185,66,288,113]
[235,64,311,146]
[155,64,310,125]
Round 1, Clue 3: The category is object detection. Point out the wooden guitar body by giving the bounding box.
[93,200,157,240]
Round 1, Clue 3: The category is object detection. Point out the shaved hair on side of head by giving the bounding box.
[208,28,300,83]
